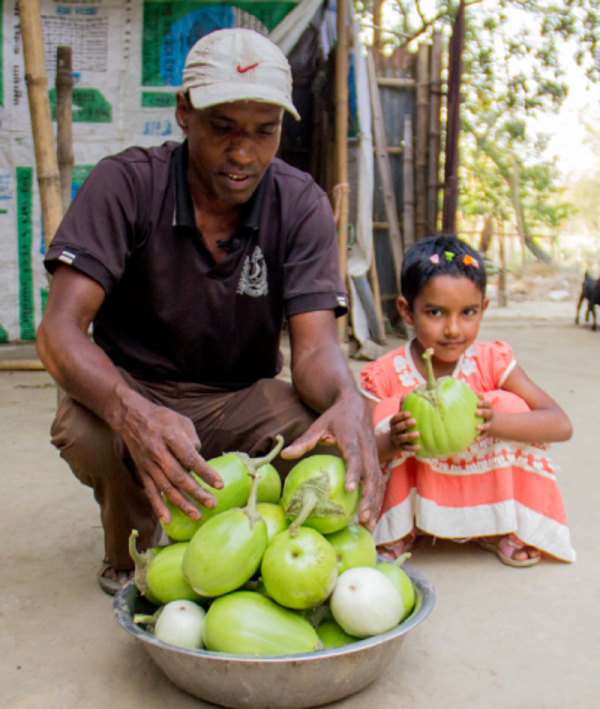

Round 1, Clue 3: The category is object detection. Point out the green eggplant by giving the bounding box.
[202,591,323,656]
[281,455,360,535]
[182,437,283,597]
[256,463,282,504]
[160,453,254,541]
[376,554,416,617]
[326,523,377,574]
[255,502,288,541]
[128,531,200,605]
[316,619,359,648]
[162,442,284,541]
[402,347,483,458]
[261,526,338,610]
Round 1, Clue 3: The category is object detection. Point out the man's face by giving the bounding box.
[176,95,283,207]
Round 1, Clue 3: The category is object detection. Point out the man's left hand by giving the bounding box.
[281,391,384,530]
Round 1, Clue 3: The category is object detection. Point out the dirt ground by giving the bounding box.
[1,298,599,709]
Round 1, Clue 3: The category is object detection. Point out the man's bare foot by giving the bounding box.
[479,534,541,567]
[98,560,134,595]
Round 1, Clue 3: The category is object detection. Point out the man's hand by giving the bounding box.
[281,390,385,530]
[115,390,224,525]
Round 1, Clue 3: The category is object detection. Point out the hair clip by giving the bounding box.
[444,251,455,261]
[463,254,480,268]
[429,254,440,264]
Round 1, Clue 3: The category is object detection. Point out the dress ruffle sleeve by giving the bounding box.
[474,341,517,391]
[360,358,391,402]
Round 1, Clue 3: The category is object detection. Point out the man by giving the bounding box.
[37,28,383,595]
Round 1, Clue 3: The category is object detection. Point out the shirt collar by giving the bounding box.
[173,140,266,233]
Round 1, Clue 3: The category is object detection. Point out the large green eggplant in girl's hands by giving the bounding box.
[401,347,483,458]
[281,455,360,535]
[182,436,284,597]
[161,449,279,541]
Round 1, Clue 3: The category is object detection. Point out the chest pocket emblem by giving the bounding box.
[237,245,268,297]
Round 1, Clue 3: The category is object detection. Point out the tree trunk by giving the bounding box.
[510,156,551,264]
[478,213,494,253]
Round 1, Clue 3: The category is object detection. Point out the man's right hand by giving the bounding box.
[37,266,224,525]
[113,387,224,524]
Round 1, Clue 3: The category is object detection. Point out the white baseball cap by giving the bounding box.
[182,29,300,121]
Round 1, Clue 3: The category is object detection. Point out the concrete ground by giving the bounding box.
[1,300,599,708]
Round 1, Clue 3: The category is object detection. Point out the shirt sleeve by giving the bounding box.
[44,157,141,294]
[281,182,347,318]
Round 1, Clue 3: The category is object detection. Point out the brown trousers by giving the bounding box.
[50,372,321,569]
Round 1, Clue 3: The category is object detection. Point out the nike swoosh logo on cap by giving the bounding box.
[237,62,259,73]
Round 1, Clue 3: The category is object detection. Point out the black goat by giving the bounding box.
[576,272,599,331]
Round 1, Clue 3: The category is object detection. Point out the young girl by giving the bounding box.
[360,235,575,566]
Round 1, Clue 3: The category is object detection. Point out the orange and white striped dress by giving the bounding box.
[360,340,575,562]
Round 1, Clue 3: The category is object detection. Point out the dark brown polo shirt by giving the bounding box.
[45,141,347,388]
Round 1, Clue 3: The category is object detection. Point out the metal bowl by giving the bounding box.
[113,565,435,709]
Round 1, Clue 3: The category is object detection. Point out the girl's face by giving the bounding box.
[398,274,488,366]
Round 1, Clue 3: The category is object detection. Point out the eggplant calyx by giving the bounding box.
[128,529,156,596]
[286,470,347,534]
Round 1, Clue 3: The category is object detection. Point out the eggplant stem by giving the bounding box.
[250,434,285,470]
[229,435,284,529]
[422,348,438,392]
[128,529,155,595]
[288,490,318,535]
[393,551,412,567]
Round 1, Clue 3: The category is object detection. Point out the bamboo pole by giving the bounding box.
[56,46,74,216]
[403,113,415,249]
[0,360,45,371]
[335,0,350,345]
[415,42,429,241]
[368,251,386,344]
[427,31,443,235]
[372,0,383,53]
[19,0,63,251]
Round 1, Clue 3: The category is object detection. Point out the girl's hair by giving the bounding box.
[401,234,486,307]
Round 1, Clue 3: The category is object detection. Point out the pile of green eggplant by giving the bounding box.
[131,435,416,656]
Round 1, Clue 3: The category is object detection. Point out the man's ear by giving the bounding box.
[175,91,190,134]
[397,296,414,325]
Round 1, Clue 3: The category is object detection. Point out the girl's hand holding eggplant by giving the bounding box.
[390,398,420,452]
[475,394,494,439]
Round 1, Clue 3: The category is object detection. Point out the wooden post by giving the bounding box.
[335,0,350,344]
[19,0,63,251]
[403,113,415,249]
[368,250,386,344]
[415,42,429,241]
[372,0,383,53]
[56,46,74,217]
[366,48,403,281]
[427,31,443,236]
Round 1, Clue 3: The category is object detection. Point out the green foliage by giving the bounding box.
[355,0,594,253]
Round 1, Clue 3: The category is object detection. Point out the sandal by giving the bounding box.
[478,535,541,568]
[97,559,134,596]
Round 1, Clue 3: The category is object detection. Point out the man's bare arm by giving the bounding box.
[36,266,223,522]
